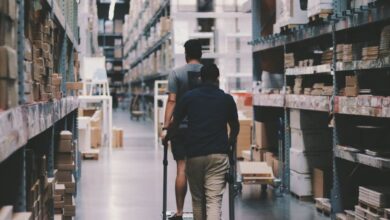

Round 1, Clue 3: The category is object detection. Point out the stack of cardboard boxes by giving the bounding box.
[344,75,359,97]
[0,206,32,220]
[289,109,332,198]
[112,128,124,148]
[0,0,18,110]
[294,77,303,95]
[54,131,76,220]
[90,110,102,148]
[25,152,55,220]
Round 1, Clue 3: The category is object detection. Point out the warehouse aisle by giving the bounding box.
[76,111,329,220]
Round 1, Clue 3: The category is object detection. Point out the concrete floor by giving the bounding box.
[76,110,329,220]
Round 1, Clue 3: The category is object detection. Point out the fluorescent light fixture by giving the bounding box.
[108,0,117,20]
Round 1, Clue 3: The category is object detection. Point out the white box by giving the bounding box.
[290,109,329,129]
[289,148,332,174]
[276,0,308,27]
[291,128,332,151]
[290,170,312,196]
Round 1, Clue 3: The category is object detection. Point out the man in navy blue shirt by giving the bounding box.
[169,64,239,220]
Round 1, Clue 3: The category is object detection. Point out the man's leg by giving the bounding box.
[186,157,206,220]
[175,160,187,216]
[204,154,229,220]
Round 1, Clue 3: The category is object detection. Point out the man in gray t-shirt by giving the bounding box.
[162,39,202,220]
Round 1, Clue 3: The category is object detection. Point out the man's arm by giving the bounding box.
[163,93,176,129]
[163,70,178,129]
[227,95,240,143]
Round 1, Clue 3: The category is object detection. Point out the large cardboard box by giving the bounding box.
[312,168,331,198]
[0,46,17,79]
[114,20,123,33]
[236,119,252,158]
[0,80,18,110]
[290,148,332,174]
[290,169,312,197]
[255,122,268,149]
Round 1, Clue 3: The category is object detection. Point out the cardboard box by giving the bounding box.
[236,119,252,158]
[0,0,17,20]
[0,46,17,79]
[60,131,72,140]
[0,80,18,110]
[345,86,359,97]
[265,151,274,167]
[345,75,358,87]
[56,153,73,165]
[114,20,123,33]
[91,127,101,148]
[273,157,281,178]
[255,122,268,149]
[0,18,16,48]
[114,49,122,58]
[56,171,72,183]
[312,168,331,198]
[58,140,73,153]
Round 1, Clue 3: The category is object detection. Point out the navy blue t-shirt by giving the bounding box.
[173,84,239,158]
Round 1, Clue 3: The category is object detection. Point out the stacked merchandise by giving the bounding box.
[342,44,353,62]
[293,77,303,95]
[307,0,333,18]
[379,25,390,58]
[344,75,359,97]
[112,128,124,148]
[0,0,18,110]
[284,53,295,68]
[361,46,379,61]
[289,109,332,198]
[336,44,344,62]
[90,110,102,149]
[25,152,55,220]
[55,131,76,220]
[321,48,333,64]
[305,83,333,96]
[0,206,32,220]
[352,186,390,219]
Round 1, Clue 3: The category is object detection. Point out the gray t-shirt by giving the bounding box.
[167,63,203,101]
[168,63,203,127]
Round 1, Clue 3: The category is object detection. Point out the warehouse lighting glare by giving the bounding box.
[109,0,117,20]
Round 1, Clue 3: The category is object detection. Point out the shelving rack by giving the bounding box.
[123,0,171,118]
[252,0,390,218]
[0,0,79,213]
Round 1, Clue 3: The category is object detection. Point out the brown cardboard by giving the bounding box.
[236,119,252,158]
[312,168,331,198]
[0,46,17,79]
[265,152,274,168]
[345,86,359,97]
[0,18,16,48]
[272,157,280,178]
[58,140,73,153]
[114,49,122,58]
[255,122,268,149]
[91,127,101,148]
[60,131,72,140]
[56,153,74,165]
[345,75,358,87]
[114,20,123,33]
[0,0,17,20]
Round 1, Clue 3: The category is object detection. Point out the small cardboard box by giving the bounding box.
[114,20,123,33]
[0,46,17,79]
[58,140,73,153]
[91,127,101,148]
[255,122,268,149]
[60,131,72,140]
[114,49,122,58]
[312,167,331,198]
[345,86,359,97]
[345,75,358,87]
[56,171,73,183]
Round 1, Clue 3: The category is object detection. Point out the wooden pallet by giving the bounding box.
[82,150,99,160]
[358,200,386,217]
[239,162,274,185]
[290,192,313,202]
[315,198,331,216]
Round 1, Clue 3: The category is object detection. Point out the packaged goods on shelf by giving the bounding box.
[380,25,390,57]
[345,75,359,97]
[0,46,17,80]
[284,53,295,68]
[290,169,312,197]
[307,0,333,18]
[313,168,331,198]
[321,48,333,64]
[114,48,122,58]
[361,46,379,61]
[274,0,308,32]
[286,94,330,111]
[293,77,303,94]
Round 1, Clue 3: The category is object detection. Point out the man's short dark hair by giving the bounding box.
[200,64,219,82]
[184,39,202,60]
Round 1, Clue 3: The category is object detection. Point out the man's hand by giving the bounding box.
[161,129,168,143]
